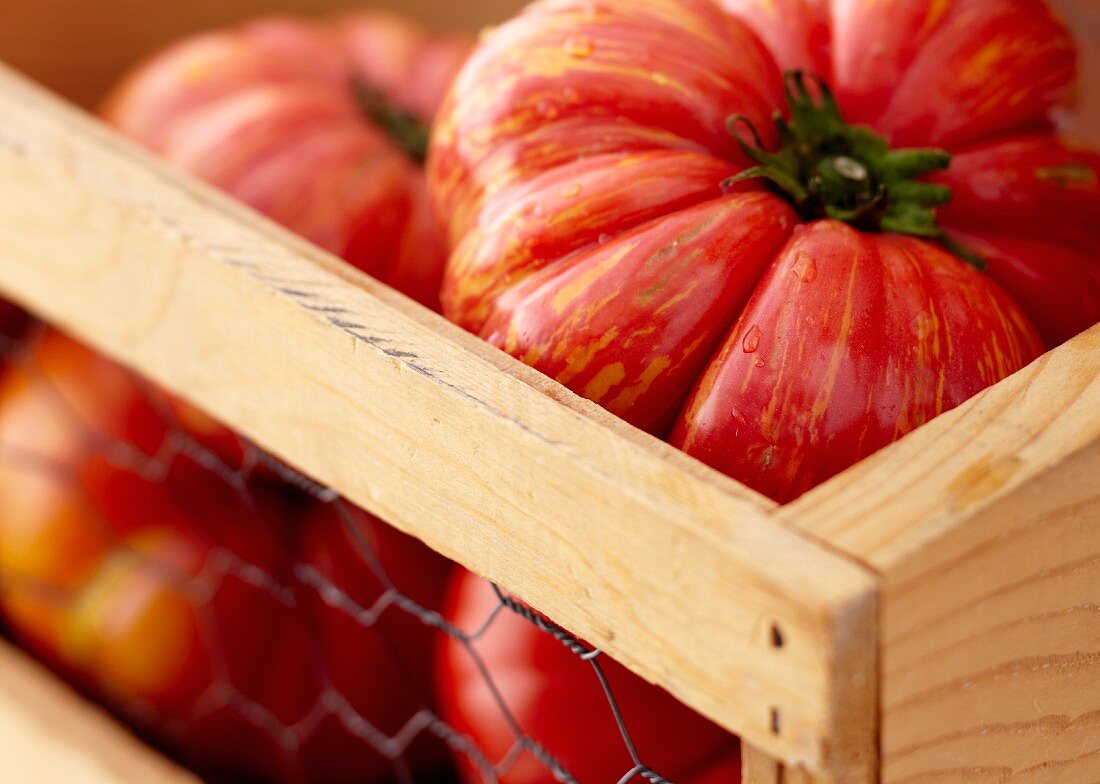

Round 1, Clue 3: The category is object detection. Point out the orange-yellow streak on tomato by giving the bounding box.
[801,244,861,443]
[431,0,1078,508]
[583,363,628,404]
[480,194,797,434]
[443,151,738,332]
[922,0,953,36]
[555,328,622,388]
[609,356,674,414]
[671,222,1043,502]
[550,245,635,315]
[429,0,784,241]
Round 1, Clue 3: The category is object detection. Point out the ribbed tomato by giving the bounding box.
[0,331,453,783]
[103,11,472,471]
[429,0,1100,502]
[438,570,740,784]
[103,11,470,310]
[293,500,455,782]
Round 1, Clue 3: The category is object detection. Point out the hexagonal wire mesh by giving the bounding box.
[0,306,740,784]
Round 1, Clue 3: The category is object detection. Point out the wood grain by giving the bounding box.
[1,1,1096,781]
[0,63,878,779]
[0,640,199,784]
[779,326,1100,784]
[745,744,835,784]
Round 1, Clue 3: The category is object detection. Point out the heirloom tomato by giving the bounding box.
[438,571,740,784]
[103,11,472,469]
[0,331,452,783]
[429,0,1100,502]
[104,12,469,308]
[0,301,28,362]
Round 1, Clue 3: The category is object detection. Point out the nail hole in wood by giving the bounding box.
[770,623,784,649]
[770,707,782,735]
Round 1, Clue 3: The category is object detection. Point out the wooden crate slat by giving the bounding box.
[0,62,878,779]
[778,327,1100,782]
[0,640,198,784]
[744,745,834,784]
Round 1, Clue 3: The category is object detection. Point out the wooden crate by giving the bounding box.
[0,1,1096,782]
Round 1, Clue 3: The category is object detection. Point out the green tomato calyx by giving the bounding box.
[355,81,430,164]
[724,71,983,269]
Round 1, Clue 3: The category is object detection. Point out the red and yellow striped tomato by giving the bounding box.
[428,0,1100,503]
[0,331,453,783]
[102,11,472,470]
[103,12,470,309]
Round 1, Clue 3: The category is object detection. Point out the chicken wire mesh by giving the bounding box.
[0,306,740,784]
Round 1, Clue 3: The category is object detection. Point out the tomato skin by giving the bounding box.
[430,0,784,244]
[103,13,470,310]
[671,222,1042,502]
[438,570,740,784]
[480,192,798,435]
[0,332,451,783]
[826,0,1075,147]
[0,301,25,339]
[429,0,1095,503]
[293,500,455,782]
[103,12,470,468]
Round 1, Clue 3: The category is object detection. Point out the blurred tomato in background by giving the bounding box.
[0,301,24,335]
[100,10,472,472]
[0,330,454,783]
[102,12,469,311]
[293,500,455,782]
[438,571,741,783]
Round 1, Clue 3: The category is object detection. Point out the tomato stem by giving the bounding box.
[354,82,431,164]
[725,71,984,269]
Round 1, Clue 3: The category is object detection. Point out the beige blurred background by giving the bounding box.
[0,0,527,109]
[0,0,1094,143]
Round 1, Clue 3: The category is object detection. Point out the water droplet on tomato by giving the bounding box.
[755,358,765,368]
[598,233,613,245]
[564,35,594,59]
[562,87,581,103]
[563,183,583,198]
[910,313,936,340]
[792,251,817,283]
[536,99,561,119]
[742,325,762,354]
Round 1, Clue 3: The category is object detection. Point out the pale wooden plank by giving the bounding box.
[744,745,839,784]
[777,328,1100,783]
[744,745,782,784]
[0,640,198,784]
[0,63,877,778]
